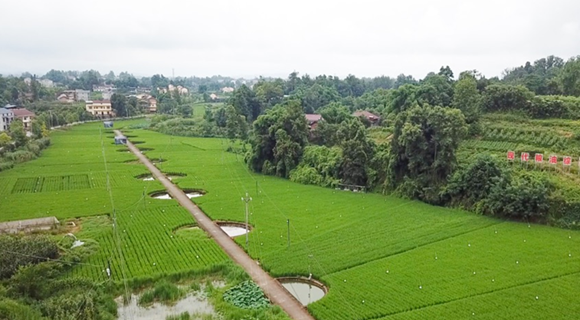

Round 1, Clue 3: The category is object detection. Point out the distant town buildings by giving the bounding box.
[157,85,189,95]
[127,94,158,113]
[148,97,157,113]
[93,85,116,100]
[209,93,218,101]
[12,108,36,131]
[39,79,54,88]
[221,87,235,93]
[85,100,114,117]
[0,108,14,132]
[57,89,90,102]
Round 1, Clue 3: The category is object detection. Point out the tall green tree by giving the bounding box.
[0,132,11,147]
[225,105,248,141]
[336,118,374,186]
[8,120,27,147]
[388,105,468,201]
[254,80,284,109]
[298,84,340,113]
[247,101,307,177]
[481,85,534,113]
[388,84,418,113]
[452,72,482,124]
[417,73,454,107]
[230,85,261,122]
[559,56,580,96]
[110,93,127,117]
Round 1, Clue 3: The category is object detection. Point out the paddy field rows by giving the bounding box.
[0,120,579,319]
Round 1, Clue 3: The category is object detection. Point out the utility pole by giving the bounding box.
[242,193,252,249]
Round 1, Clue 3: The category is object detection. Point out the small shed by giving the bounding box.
[0,217,60,234]
[115,135,128,145]
[103,121,114,128]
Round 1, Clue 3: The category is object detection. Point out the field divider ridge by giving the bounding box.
[116,130,315,320]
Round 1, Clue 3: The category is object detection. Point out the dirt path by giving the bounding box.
[116,131,315,320]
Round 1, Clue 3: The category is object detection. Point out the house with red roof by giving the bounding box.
[353,110,381,126]
[305,114,323,130]
[12,108,36,131]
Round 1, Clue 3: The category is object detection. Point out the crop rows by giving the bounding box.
[74,206,229,281]
[482,127,568,148]
[3,121,580,319]
[461,140,520,152]
[127,129,580,320]
[11,174,92,194]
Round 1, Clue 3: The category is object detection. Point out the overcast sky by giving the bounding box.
[1,0,579,80]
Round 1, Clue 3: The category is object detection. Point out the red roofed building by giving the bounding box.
[353,110,381,126]
[12,108,36,131]
[305,114,323,130]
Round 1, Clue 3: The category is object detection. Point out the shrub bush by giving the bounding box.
[5,150,36,163]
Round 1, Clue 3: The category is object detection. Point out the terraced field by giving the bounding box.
[1,121,579,319]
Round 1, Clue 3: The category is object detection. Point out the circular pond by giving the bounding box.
[149,191,172,200]
[215,221,250,238]
[278,277,327,305]
[180,188,206,199]
[164,172,187,181]
[150,158,167,164]
[135,173,154,181]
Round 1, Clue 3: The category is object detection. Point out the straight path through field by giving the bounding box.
[116,131,314,320]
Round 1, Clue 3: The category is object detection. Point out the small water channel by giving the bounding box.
[117,293,215,320]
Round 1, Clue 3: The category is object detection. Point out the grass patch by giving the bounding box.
[138,280,185,307]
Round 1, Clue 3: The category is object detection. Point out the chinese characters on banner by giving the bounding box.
[520,152,529,162]
[507,153,577,167]
[507,151,515,161]
[563,156,572,166]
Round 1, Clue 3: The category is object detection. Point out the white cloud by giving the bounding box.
[0,0,578,79]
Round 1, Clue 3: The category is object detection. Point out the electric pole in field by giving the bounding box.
[242,193,252,248]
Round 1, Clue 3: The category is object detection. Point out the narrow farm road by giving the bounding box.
[116,131,315,320]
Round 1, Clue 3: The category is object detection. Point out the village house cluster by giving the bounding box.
[0,104,36,133]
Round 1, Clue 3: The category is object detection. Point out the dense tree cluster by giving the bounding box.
[0,235,116,320]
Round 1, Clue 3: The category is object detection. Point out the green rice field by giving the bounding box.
[0,120,579,319]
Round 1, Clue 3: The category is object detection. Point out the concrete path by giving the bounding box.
[116,131,315,320]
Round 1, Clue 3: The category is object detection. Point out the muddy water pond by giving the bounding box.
[117,293,215,320]
[151,192,172,200]
[220,226,247,237]
[280,280,326,305]
[186,192,203,199]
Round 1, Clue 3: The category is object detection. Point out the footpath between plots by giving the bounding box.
[115,130,315,320]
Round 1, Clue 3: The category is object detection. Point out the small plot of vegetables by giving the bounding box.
[223,280,270,309]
